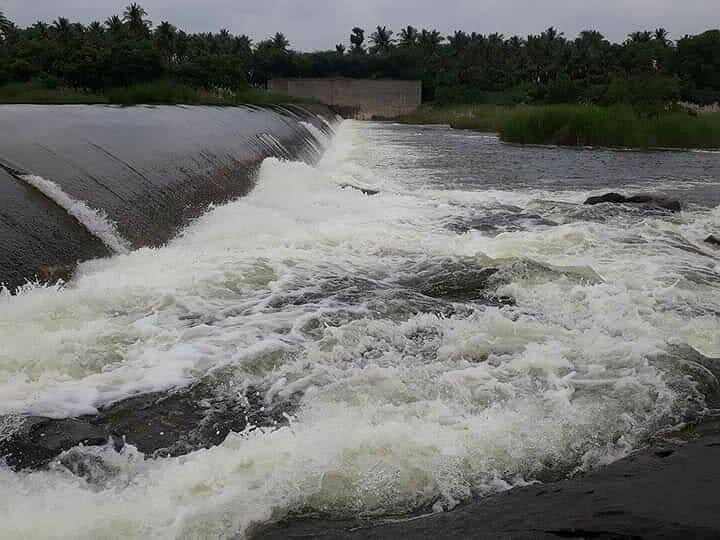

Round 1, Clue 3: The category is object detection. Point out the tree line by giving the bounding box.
[1,3,719,107]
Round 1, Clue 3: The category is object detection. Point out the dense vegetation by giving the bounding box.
[1,4,720,107]
[499,106,720,148]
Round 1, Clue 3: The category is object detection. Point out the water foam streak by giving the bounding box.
[18,174,130,255]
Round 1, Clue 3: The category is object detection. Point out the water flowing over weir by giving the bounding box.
[0,120,719,539]
[0,104,336,291]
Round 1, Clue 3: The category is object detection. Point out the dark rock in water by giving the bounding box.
[584,192,627,205]
[584,192,681,212]
[339,183,379,196]
[0,378,297,471]
[706,235,720,247]
[0,417,110,470]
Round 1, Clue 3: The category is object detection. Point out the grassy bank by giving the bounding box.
[499,105,720,148]
[0,80,313,106]
[397,104,720,149]
[396,105,509,132]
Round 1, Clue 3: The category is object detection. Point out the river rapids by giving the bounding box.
[1,120,719,539]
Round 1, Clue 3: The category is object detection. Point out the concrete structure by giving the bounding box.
[268,78,422,120]
[0,104,335,291]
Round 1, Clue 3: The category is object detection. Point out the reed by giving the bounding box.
[498,105,720,149]
[396,104,508,132]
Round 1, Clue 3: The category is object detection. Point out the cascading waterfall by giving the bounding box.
[0,119,718,540]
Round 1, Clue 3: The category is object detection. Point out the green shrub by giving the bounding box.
[499,105,720,148]
[107,80,201,105]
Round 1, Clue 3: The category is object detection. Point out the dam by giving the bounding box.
[0,104,336,291]
[268,78,422,119]
[1,109,719,540]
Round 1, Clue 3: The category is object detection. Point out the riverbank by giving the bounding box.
[396,104,720,149]
[255,416,720,539]
[0,80,311,106]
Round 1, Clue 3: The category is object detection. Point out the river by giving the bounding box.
[1,120,719,539]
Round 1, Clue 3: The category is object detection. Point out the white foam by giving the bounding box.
[0,121,718,539]
[19,174,130,255]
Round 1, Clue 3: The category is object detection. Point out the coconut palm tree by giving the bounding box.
[155,21,177,63]
[335,43,346,55]
[105,15,124,35]
[398,26,418,48]
[271,32,290,52]
[123,3,151,35]
[654,28,671,46]
[350,27,365,54]
[418,29,443,55]
[369,25,394,54]
[0,10,11,36]
[53,17,72,42]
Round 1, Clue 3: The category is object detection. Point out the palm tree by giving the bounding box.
[654,28,670,46]
[0,10,11,37]
[369,25,394,54]
[87,21,105,41]
[123,3,151,35]
[335,43,346,55]
[350,27,365,54]
[628,30,653,43]
[418,29,443,55]
[233,35,252,55]
[399,26,418,48]
[271,32,290,52]
[155,21,177,63]
[448,31,470,54]
[30,21,50,39]
[53,17,72,42]
[105,15,124,35]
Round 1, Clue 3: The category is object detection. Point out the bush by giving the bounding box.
[38,73,60,90]
[107,80,200,105]
[498,105,720,148]
[8,59,35,82]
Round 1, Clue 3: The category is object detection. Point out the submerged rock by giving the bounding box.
[0,417,110,470]
[0,378,296,471]
[584,192,682,212]
[706,235,720,247]
[339,183,379,196]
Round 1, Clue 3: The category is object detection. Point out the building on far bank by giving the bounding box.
[268,78,421,120]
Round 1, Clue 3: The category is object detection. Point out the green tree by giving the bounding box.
[369,26,394,54]
[123,3,151,37]
[350,27,365,55]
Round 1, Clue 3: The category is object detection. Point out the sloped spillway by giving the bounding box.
[0,104,336,291]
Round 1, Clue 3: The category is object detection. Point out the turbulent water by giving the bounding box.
[1,121,720,539]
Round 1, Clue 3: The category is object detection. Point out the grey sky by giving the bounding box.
[2,0,718,51]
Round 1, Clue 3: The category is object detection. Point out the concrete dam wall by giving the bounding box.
[268,78,421,120]
[0,104,336,291]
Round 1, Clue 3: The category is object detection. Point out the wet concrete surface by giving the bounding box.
[0,167,110,288]
[0,104,335,291]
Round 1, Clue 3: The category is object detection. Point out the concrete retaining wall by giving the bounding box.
[268,78,421,119]
[0,104,335,291]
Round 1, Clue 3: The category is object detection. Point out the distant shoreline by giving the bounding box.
[394,103,720,149]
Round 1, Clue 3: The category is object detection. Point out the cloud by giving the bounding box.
[2,0,717,50]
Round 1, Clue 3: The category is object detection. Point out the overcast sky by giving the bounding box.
[2,0,717,51]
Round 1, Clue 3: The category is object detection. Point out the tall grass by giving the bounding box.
[0,79,315,106]
[0,81,107,104]
[396,104,509,132]
[498,105,720,149]
[107,80,206,105]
